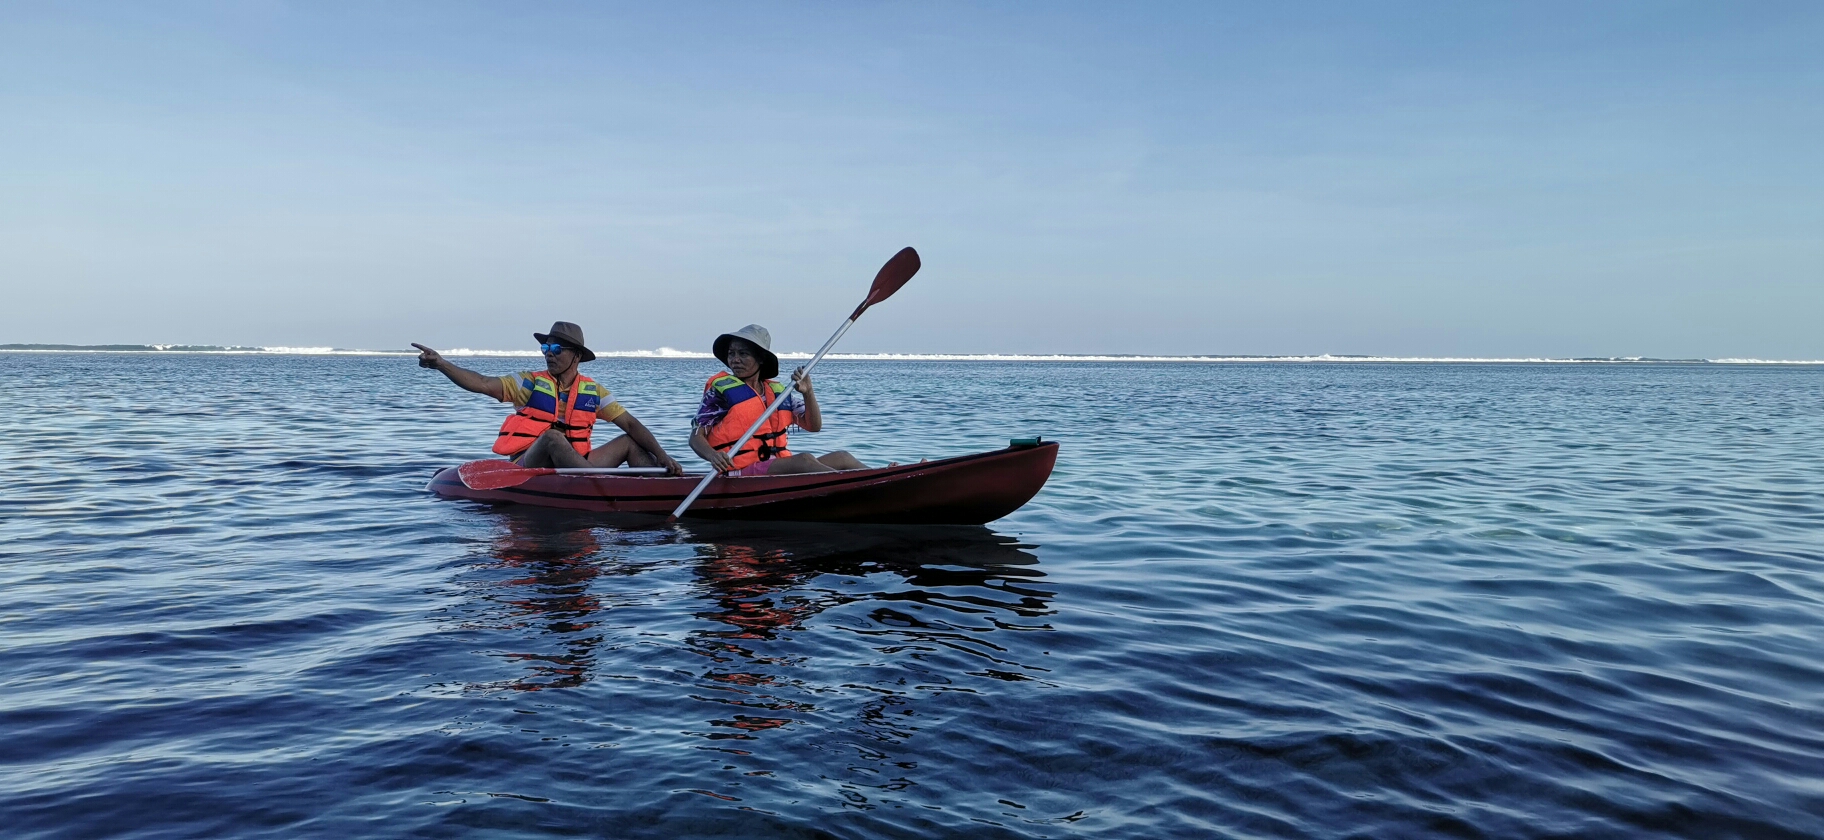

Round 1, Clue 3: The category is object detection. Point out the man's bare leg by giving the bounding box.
[516,430,591,468]
[584,434,661,468]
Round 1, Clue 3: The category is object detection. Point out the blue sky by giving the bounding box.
[3,2,1819,357]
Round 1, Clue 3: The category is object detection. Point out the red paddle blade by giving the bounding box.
[850,247,920,319]
[457,460,550,490]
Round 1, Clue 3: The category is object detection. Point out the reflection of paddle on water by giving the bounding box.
[676,521,1043,570]
[680,529,1055,741]
[684,529,1051,640]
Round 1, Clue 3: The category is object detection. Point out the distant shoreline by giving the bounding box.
[3,344,1820,364]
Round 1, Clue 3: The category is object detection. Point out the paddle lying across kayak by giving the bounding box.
[428,440,1058,525]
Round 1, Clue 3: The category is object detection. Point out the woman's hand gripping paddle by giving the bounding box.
[667,247,921,521]
[458,460,669,490]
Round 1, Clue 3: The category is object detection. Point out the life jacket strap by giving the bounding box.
[710,429,786,451]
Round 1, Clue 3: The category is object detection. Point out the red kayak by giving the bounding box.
[427,440,1059,525]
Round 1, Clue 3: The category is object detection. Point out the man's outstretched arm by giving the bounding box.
[414,343,506,401]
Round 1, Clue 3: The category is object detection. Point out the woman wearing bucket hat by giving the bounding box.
[412,321,683,473]
[688,324,869,476]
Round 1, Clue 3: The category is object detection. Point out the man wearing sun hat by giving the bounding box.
[413,321,683,473]
[687,324,867,476]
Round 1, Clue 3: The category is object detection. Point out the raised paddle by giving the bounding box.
[458,459,670,491]
[668,246,921,521]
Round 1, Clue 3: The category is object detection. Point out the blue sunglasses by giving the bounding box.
[540,342,571,355]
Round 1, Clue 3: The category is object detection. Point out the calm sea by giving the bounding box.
[4,354,1822,839]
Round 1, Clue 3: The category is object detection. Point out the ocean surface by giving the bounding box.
[3,353,1822,839]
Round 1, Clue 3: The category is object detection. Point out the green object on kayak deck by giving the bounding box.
[1009,437,1043,448]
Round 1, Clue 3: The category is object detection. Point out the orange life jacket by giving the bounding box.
[493,371,604,457]
[702,371,793,470]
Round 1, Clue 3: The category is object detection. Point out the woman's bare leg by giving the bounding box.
[815,451,867,470]
[762,453,839,475]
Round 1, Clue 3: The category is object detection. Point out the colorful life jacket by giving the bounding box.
[493,371,604,456]
[702,371,793,470]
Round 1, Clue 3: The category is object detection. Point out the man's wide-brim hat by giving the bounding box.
[533,321,596,362]
[714,324,779,380]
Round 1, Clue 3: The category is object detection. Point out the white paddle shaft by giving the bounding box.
[669,317,856,519]
[550,467,672,475]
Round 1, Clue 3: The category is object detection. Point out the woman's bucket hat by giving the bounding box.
[713,324,779,380]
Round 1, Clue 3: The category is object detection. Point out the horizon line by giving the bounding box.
[2,344,1821,365]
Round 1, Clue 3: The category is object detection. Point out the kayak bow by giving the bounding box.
[428,441,1058,525]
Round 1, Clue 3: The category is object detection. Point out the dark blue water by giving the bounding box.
[4,354,1822,838]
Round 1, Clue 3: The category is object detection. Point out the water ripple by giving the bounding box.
[2,356,1823,837]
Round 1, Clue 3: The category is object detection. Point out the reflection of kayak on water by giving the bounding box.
[478,506,1047,572]
[429,440,1058,525]
[461,505,1052,694]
